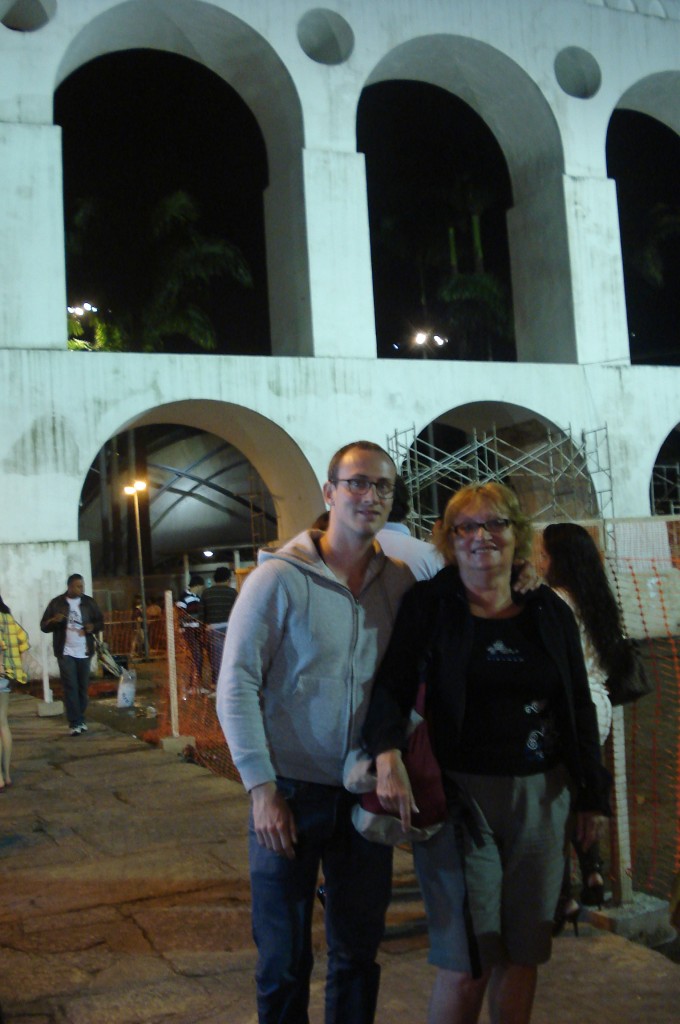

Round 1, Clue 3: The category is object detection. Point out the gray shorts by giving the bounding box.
[452,765,571,968]
[412,813,478,974]
[0,676,10,693]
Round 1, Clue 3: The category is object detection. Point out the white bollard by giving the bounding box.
[161,589,195,753]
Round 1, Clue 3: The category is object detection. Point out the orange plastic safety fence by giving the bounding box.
[607,553,680,901]
[155,610,241,783]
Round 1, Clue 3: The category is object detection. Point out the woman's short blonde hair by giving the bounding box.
[435,481,533,564]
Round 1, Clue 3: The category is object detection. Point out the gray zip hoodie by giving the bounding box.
[216,530,414,792]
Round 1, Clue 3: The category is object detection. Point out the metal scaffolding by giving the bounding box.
[651,463,680,516]
[387,421,613,540]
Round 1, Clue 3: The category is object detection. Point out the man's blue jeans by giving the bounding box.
[58,655,91,728]
[249,778,393,1024]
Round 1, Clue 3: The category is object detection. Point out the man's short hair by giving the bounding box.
[388,476,411,523]
[67,573,83,586]
[327,441,396,483]
[189,574,205,587]
[214,566,231,583]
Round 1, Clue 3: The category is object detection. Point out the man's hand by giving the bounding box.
[375,750,418,832]
[250,781,298,859]
[512,559,540,594]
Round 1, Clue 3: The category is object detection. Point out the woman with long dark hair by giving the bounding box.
[539,523,624,918]
[0,594,30,790]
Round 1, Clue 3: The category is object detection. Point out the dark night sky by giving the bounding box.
[55,49,680,366]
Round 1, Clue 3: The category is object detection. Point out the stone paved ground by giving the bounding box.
[0,693,678,1023]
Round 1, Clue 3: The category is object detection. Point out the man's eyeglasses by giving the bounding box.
[451,518,511,538]
[334,477,395,500]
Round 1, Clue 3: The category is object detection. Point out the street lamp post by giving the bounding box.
[124,480,149,660]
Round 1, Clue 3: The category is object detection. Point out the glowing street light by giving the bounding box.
[412,329,448,355]
[124,480,149,660]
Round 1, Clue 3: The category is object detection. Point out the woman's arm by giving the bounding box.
[560,599,612,815]
[362,581,433,757]
[375,749,418,831]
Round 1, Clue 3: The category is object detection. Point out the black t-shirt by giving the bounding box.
[452,610,563,775]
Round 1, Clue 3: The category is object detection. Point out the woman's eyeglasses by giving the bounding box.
[451,518,511,538]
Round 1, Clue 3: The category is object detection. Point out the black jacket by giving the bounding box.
[40,593,104,658]
[363,567,611,815]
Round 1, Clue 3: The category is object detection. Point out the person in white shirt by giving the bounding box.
[376,475,445,581]
[41,574,103,736]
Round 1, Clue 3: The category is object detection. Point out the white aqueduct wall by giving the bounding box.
[0,0,679,642]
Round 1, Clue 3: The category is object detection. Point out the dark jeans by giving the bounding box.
[58,655,91,728]
[181,628,204,686]
[249,778,393,1024]
[206,625,226,688]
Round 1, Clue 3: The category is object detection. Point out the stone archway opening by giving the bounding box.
[52,0,309,357]
[55,49,271,356]
[357,80,515,362]
[389,401,605,535]
[607,102,680,367]
[651,423,680,516]
[360,35,571,364]
[78,400,321,594]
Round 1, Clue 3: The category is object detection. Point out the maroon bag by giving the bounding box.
[351,681,447,845]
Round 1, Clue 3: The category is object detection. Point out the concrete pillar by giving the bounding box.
[508,173,630,366]
[0,122,66,350]
[264,154,314,356]
[0,540,94,677]
[507,173,577,363]
[562,175,631,367]
[301,148,377,358]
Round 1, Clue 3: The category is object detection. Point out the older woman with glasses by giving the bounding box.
[362,482,610,1024]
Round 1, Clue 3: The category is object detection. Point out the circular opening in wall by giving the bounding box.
[554,47,601,99]
[297,8,354,65]
[1,0,56,31]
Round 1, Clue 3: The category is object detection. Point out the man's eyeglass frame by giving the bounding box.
[333,477,395,500]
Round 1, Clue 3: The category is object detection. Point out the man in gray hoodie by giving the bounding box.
[217,440,414,1024]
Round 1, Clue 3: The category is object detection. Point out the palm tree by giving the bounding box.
[67,190,252,352]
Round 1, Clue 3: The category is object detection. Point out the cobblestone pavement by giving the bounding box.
[0,693,678,1023]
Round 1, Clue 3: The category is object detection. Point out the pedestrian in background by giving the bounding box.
[202,567,237,688]
[41,574,103,736]
[0,593,30,790]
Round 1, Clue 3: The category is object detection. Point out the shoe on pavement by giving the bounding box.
[69,727,80,736]
[78,723,88,732]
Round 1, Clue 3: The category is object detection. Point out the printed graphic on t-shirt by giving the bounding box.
[485,639,523,662]
[483,637,554,762]
[523,698,555,764]
[64,598,87,657]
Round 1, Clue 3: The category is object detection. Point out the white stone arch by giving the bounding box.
[81,398,322,546]
[647,415,680,515]
[617,70,680,137]
[609,70,680,365]
[51,0,311,356]
[360,34,581,363]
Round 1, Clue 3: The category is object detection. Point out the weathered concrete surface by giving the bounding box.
[1,693,678,1023]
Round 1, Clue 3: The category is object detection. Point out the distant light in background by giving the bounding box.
[203,549,214,558]
[68,302,98,316]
